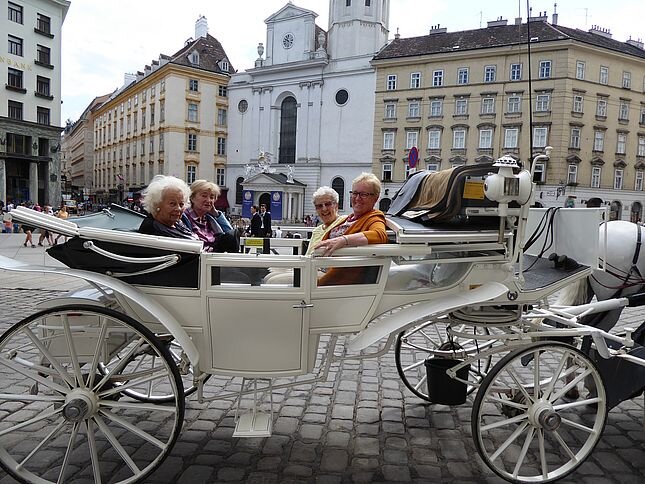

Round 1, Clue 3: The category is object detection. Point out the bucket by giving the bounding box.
[425,357,470,405]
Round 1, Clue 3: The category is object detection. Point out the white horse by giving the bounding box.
[557,220,645,331]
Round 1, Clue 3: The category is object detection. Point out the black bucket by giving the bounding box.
[425,357,470,405]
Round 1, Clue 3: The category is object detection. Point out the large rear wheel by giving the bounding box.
[0,305,185,484]
[472,341,607,483]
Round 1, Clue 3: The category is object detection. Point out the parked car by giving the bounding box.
[63,199,78,214]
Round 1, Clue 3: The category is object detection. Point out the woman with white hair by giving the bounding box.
[306,186,345,255]
[138,175,196,239]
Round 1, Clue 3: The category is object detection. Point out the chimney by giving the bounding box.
[136,71,144,81]
[528,11,548,22]
[487,17,508,27]
[515,17,522,25]
[195,15,208,39]
[589,25,612,39]
[626,37,644,49]
[394,27,400,40]
[552,2,558,25]
[429,24,447,35]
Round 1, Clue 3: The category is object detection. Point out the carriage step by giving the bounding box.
[233,411,272,438]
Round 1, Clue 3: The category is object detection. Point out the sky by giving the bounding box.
[60,0,645,123]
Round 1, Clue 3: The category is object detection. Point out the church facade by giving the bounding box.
[226,0,390,220]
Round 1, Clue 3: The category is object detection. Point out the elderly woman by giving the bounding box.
[315,173,388,286]
[263,186,346,285]
[306,186,345,255]
[138,175,196,239]
[181,179,238,252]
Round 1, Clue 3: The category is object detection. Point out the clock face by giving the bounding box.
[282,33,294,49]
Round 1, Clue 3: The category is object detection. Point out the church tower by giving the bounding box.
[327,0,390,59]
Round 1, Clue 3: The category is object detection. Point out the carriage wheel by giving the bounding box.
[98,334,209,403]
[394,319,493,401]
[0,305,184,484]
[472,341,607,483]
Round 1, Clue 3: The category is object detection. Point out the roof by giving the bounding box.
[169,34,234,74]
[374,21,645,61]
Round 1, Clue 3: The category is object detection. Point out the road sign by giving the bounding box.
[408,146,419,168]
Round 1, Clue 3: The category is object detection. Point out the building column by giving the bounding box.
[29,162,38,204]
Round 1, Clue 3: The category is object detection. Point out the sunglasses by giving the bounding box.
[314,201,335,209]
[349,191,375,199]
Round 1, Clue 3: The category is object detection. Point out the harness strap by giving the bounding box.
[631,224,643,278]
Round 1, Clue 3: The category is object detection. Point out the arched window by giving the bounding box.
[279,96,297,164]
[332,177,345,210]
[235,177,244,204]
[631,201,642,223]
[610,200,622,221]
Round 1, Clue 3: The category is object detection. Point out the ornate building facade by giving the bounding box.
[371,14,645,222]
[0,0,70,206]
[226,0,390,220]
[91,17,233,206]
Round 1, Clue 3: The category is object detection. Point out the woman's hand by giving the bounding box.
[314,235,348,256]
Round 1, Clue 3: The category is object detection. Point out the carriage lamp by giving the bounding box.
[484,156,532,217]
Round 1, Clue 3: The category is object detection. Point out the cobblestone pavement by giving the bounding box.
[0,282,643,484]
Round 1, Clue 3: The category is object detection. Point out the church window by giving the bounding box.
[279,96,297,164]
[335,89,349,105]
[238,99,248,113]
[236,177,244,204]
[332,177,345,210]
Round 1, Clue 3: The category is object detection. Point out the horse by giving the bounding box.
[556,220,645,331]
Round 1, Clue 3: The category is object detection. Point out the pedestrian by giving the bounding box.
[249,205,261,237]
[22,224,36,247]
[259,204,272,237]
[54,205,69,244]
[275,226,283,238]
[2,210,12,233]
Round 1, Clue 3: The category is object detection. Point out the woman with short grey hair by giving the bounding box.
[138,175,196,239]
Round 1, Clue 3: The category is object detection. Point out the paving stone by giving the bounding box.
[354,437,380,456]
[320,449,349,472]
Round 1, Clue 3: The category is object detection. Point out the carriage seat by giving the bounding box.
[387,162,514,226]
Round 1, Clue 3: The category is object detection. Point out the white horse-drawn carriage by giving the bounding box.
[1,150,644,483]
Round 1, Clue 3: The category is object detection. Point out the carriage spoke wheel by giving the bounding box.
[0,305,185,484]
[472,341,607,483]
[99,334,208,403]
[395,319,492,401]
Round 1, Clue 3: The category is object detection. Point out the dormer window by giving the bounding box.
[189,50,199,65]
[220,59,229,72]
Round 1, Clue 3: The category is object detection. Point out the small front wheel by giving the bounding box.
[395,319,492,401]
[0,305,185,484]
[472,341,607,483]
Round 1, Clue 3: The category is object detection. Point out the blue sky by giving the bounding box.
[61,0,645,123]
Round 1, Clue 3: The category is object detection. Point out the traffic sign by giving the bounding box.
[408,146,419,168]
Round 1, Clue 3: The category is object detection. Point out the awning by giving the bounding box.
[215,187,230,210]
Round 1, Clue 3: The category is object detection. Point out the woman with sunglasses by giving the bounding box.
[315,173,388,285]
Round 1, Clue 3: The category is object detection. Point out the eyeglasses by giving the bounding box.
[349,191,375,199]
[314,201,334,209]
